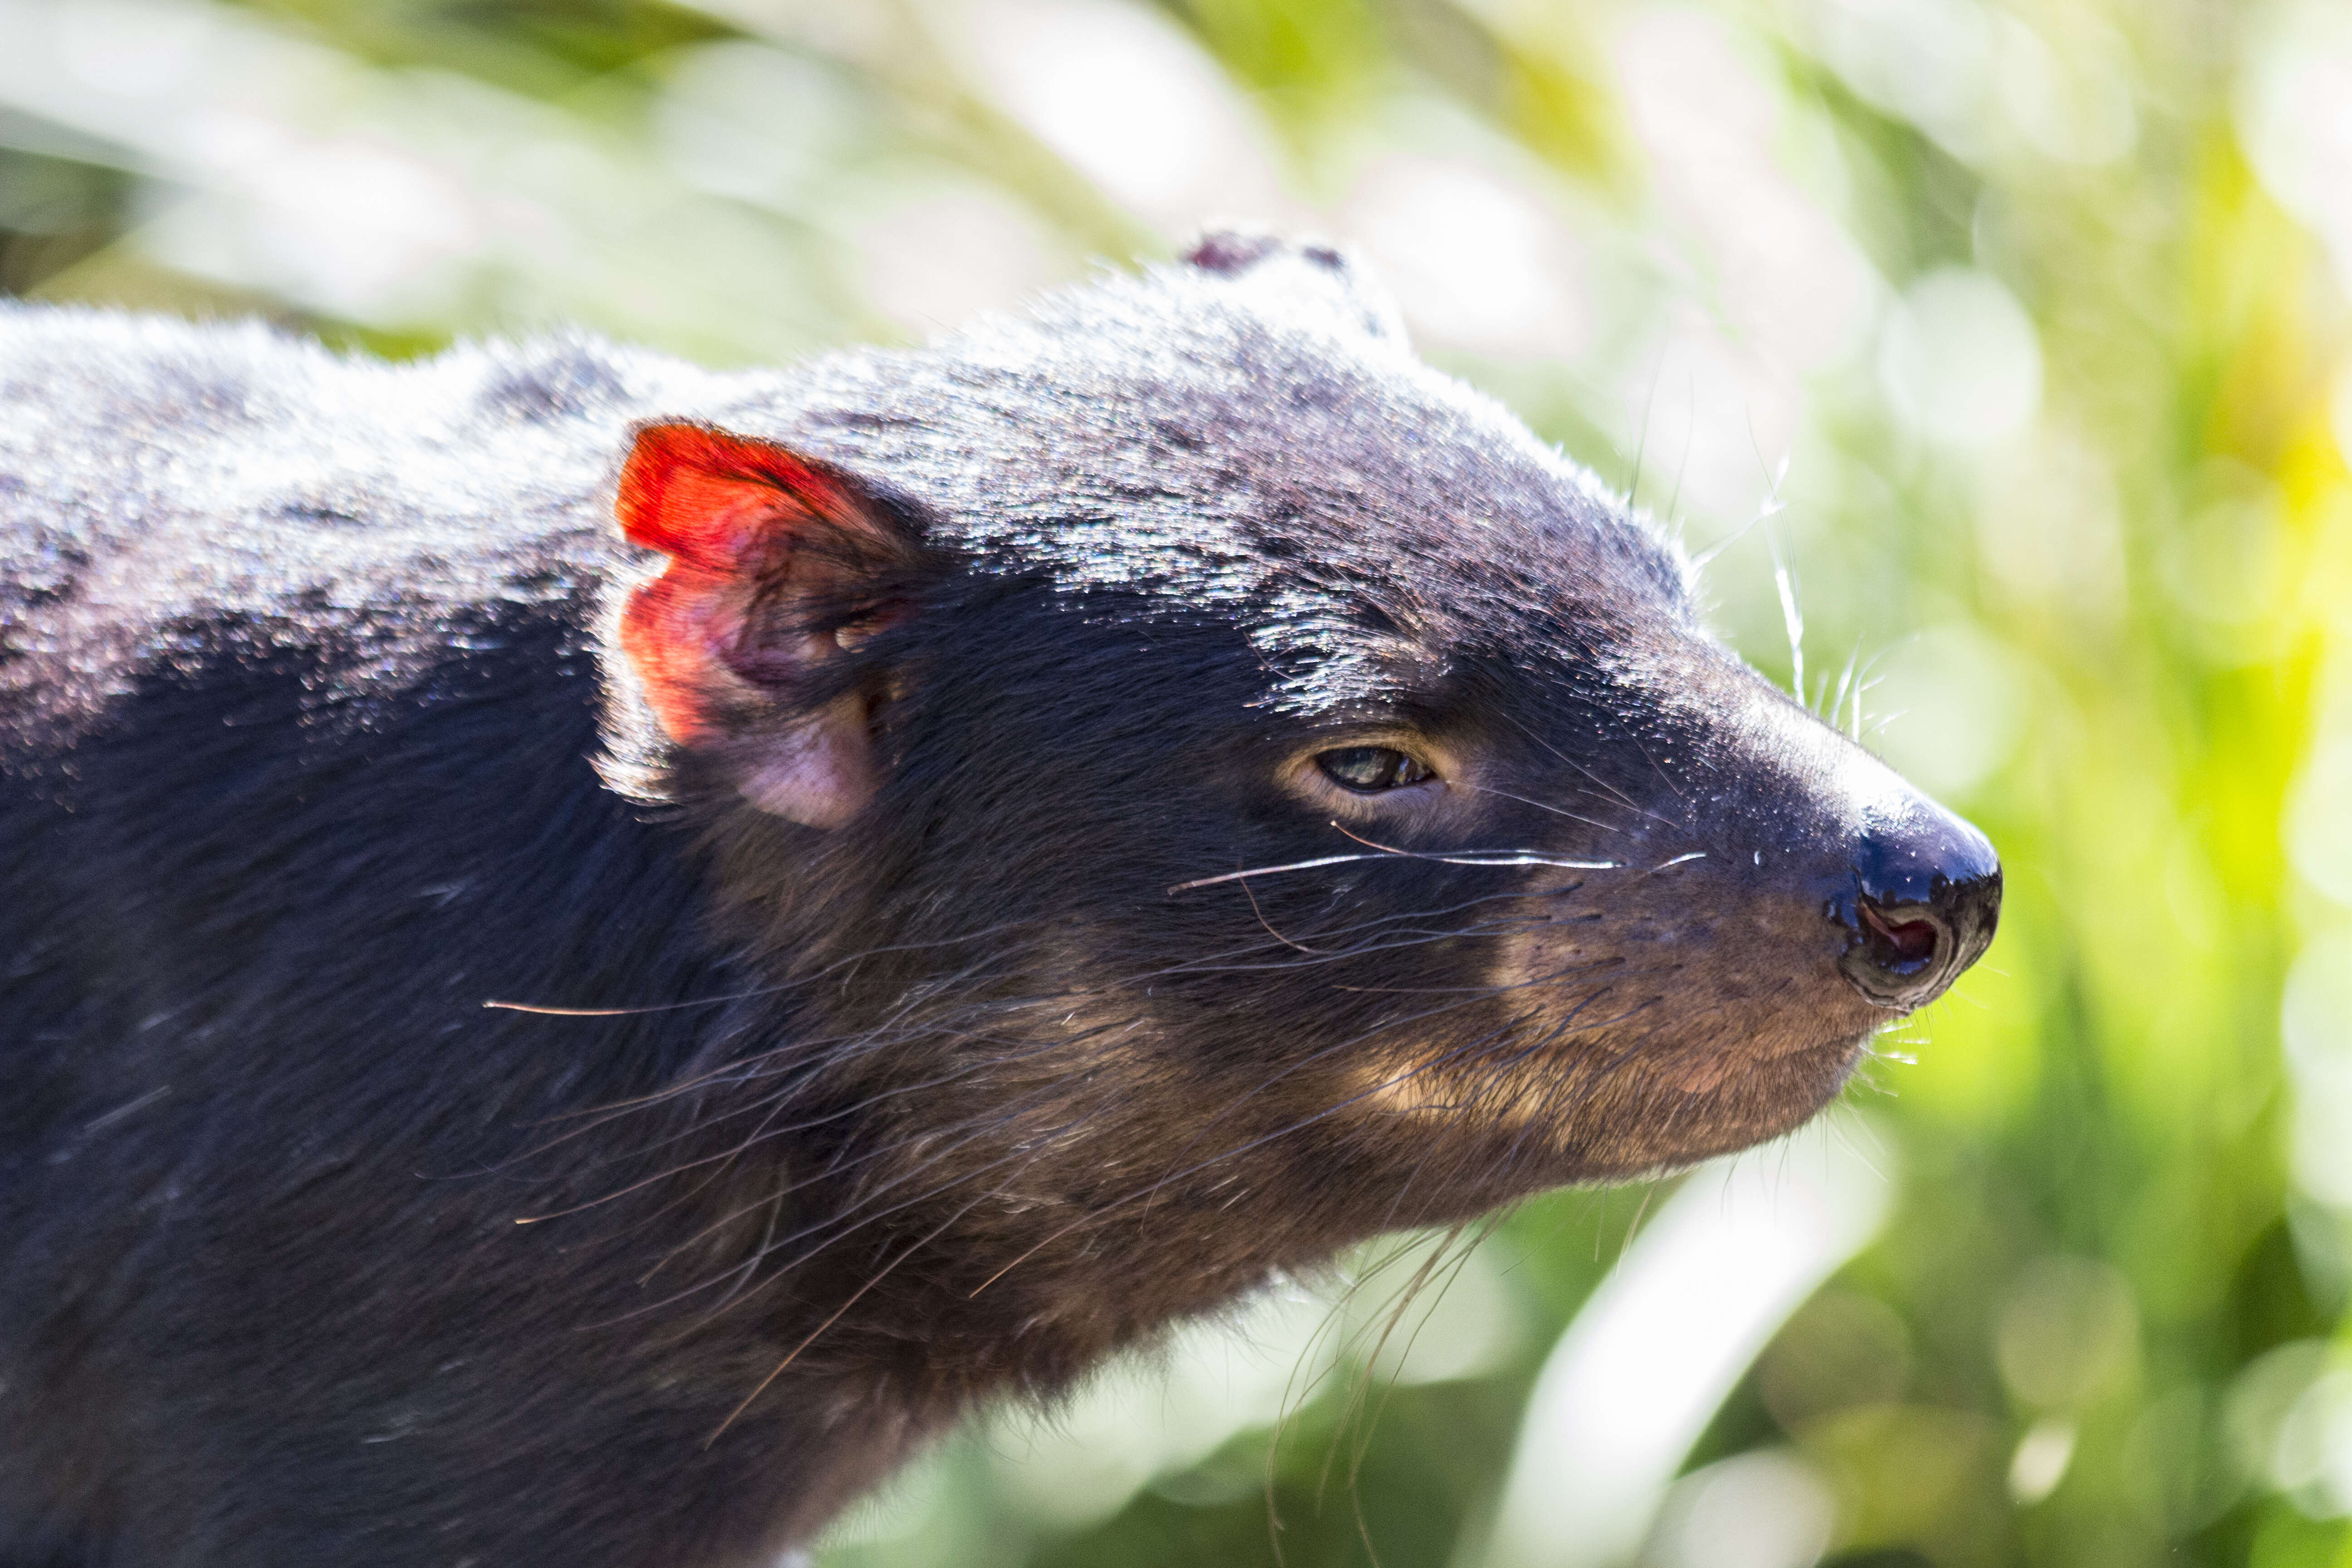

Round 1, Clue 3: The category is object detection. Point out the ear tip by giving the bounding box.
[1177,228,1405,343]
[615,423,794,555]
[622,420,718,480]
[1183,229,1288,275]
[1182,228,1356,279]
[616,443,672,550]
[622,422,846,507]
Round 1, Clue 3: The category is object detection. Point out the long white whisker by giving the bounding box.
[1688,495,1787,572]
[1326,821,1622,871]
[1454,779,1625,834]
[1168,843,1621,895]
[1768,522,1805,701]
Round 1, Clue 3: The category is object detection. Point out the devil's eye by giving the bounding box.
[1316,746,1435,792]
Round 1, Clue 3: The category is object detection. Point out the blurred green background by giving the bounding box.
[5,0,2350,1562]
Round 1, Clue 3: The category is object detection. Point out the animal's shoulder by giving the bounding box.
[0,307,667,582]
[0,309,753,743]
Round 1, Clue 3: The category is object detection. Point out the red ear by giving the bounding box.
[617,424,861,576]
[614,422,896,825]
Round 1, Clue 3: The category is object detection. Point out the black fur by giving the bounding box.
[0,238,1995,1566]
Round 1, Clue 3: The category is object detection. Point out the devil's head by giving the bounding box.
[599,232,1999,1333]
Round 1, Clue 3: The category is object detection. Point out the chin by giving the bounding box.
[1354,1023,1878,1205]
[1560,1027,1878,1184]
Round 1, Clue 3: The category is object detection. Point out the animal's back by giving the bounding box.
[0,307,665,1058]
[0,300,793,1108]
[0,243,2002,1567]
[0,311,813,1566]
[0,306,716,739]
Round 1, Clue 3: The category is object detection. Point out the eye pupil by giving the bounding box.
[1317,747,1433,791]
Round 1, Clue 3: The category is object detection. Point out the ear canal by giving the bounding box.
[614,422,905,828]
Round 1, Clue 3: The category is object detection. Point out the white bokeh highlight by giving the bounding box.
[1878,268,2043,448]
[940,0,1289,236]
[1474,1122,1893,1568]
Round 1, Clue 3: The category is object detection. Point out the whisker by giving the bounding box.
[511,1044,1068,1224]
[1825,636,1863,726]
[484,1000,664,1018]
[1239,872,1335,956]
[1170,824,1620,895]
[1144,917,1578,980]
[1768,520,1806,702]
[1491,709,1664,823]
[592,1098,1082,1330]
[1453,779,1625,836]
[970,1004,1573,1300]
[1687,493,1788,571]
[708,1194,989,1443]
[1325,821,1621,872]
[1166,853,1406,893]
[1116,887,1548,982]
[480,917,1050,1024]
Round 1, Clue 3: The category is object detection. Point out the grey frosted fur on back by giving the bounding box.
[0,306,716,735]
[0,248,1687,734]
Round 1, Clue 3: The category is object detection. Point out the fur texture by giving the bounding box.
[0,238,1996,1566]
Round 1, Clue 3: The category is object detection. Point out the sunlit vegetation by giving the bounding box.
[5,0,2349,1562]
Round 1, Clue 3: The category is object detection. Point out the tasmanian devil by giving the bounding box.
[0,231,1998,1566]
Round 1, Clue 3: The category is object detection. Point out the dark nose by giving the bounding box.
[1833,799,2002,1011]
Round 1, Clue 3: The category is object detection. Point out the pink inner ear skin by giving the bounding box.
[737,694,877,829]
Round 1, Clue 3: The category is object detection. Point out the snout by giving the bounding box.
[1389,671,2009,1183]
[1832,798,2001,1011]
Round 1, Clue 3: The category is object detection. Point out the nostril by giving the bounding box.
[1838,898,1953,1008]
[1858,901,1940,975]
[1833,799,2001,1010]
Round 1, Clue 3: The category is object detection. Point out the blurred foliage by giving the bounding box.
[5,0,2352,1563]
